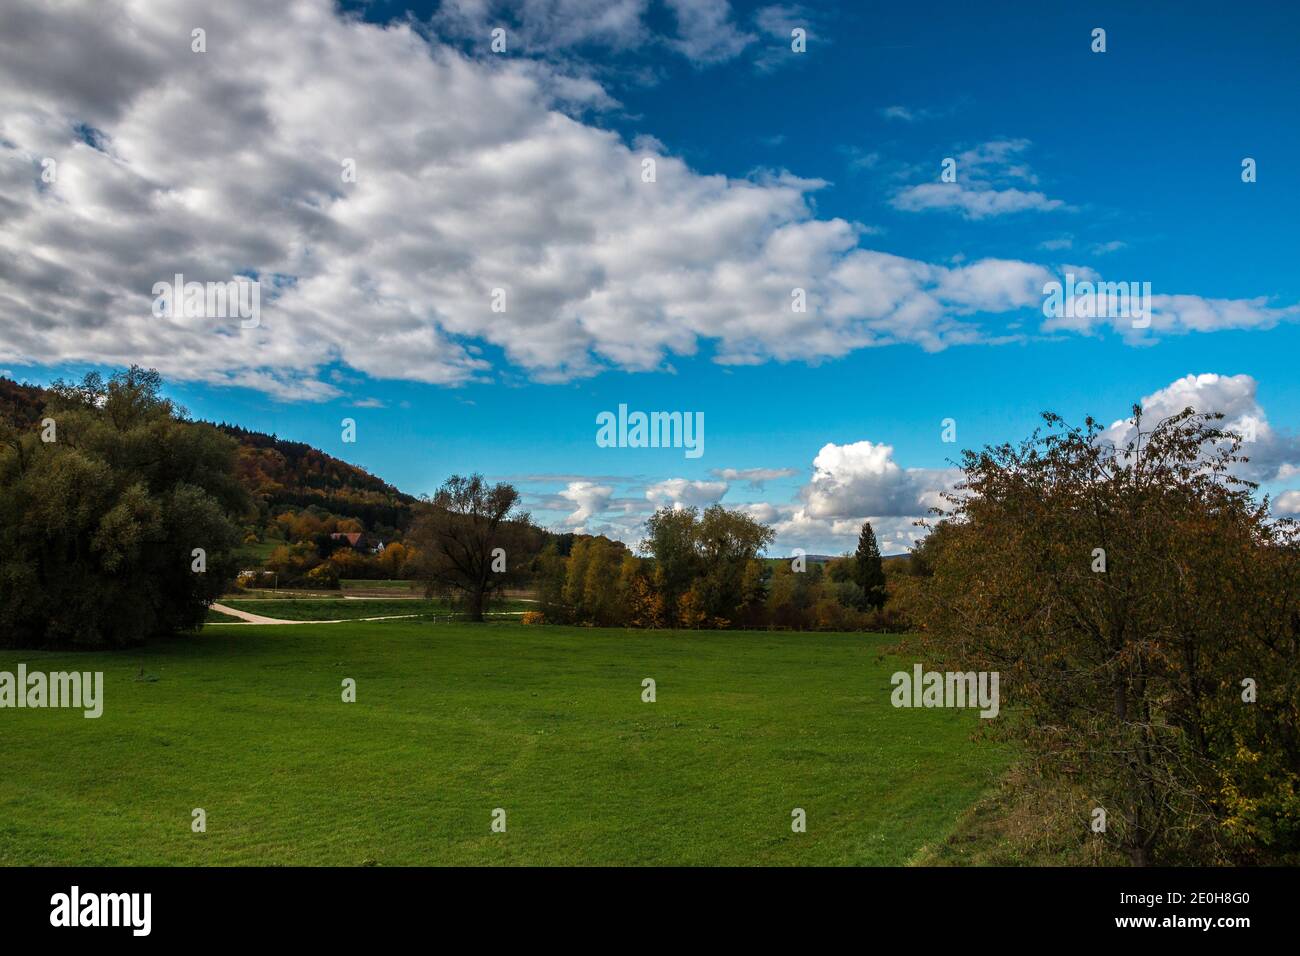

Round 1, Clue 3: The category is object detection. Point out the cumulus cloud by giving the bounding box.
[645,477,729,509]
[555,480,615,526]
[1101,373,1300,484]
[0,0,1069,397]
[753,374,1300,554]
[0,2,1293,399]
[800,440,952,519]
[716,440,960,556]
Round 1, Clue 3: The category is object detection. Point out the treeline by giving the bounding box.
[531,511,913,631]
[395,472,915,630]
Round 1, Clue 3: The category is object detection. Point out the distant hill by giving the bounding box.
[0,376,48,428]
[0,376,415,532]
[217,423,416,531]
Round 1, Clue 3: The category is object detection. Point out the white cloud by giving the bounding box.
[1101,373,1300,484]
[879,105,942,123]
[891,139,1067,220]
[556,480,615,527]
[664,0,754,64]
[431,0,651,54]
[645,477,729,509]
[710,466,797,488]
[527,372,1299,553]
[802,440,942,518]
[892,183,1064,219]
[0,2,1293,400]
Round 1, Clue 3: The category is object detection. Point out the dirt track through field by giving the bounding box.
[207,603,425,625]
[207,603,528,625]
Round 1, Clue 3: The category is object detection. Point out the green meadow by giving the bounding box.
[0,622,1009,866]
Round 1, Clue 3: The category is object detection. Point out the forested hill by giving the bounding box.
[0,376,416,532]
[217,423,416,531]
[0,376,47,427]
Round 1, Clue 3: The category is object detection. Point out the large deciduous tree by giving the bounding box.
[409,474,536,621]
[914,407,1300,865]
[0,368,247,649]
[640,504,773,626]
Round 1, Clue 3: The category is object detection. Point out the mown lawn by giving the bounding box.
[0,622,1009,865]
[340,579,417,591]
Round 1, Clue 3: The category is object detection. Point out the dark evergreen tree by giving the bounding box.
[853,521,887,610]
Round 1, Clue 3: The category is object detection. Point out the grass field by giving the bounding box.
[340,579,417,591]
[0,622,1010,865]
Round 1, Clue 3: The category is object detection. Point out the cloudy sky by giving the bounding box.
[3,0,1299,552]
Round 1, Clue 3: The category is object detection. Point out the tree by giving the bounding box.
[639,505,773,626]
[853,521,887,610]
[0,368,247,649]
[914,406,1300,865]
[408,474,536,621]
[560,536,629,626]
[639,506,701,621]
[694,505,775,620]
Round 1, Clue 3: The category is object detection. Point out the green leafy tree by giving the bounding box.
[640,505,773,626]
[639,506,703,621]
[0,368,247,649]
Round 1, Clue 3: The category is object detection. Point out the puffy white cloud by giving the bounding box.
[1275,490,1300,516]
[0,2,1293,400]
[721,440,959,555]
[800,440,956,519]
[1101,373,1300,483]
[645,477,729,509]
[0,0,1067,397]
[556,480,615,526]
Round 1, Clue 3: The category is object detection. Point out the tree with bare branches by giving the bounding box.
[408,474,537,622]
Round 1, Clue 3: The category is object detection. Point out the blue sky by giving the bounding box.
[3,0,1299,552]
